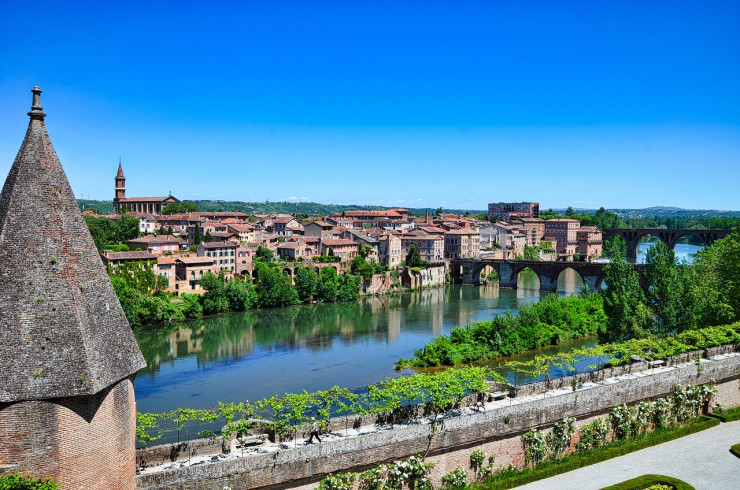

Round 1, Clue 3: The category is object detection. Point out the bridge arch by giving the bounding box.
[602,229,731,259]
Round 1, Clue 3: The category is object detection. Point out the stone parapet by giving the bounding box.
[136,350,740,489]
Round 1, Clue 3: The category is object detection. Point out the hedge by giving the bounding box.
[600,474,695,490]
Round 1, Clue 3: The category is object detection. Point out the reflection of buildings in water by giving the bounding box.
[156,324,257,369]
[557,268,583,294]
[431,309,443,336]
[365,296,384,315]
[387,308,401,342]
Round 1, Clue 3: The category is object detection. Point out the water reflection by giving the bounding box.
[134,271,586,414]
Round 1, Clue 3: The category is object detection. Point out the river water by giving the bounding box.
[134,270,589,415]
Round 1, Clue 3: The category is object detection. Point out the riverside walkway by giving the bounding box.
[519,419,740,490]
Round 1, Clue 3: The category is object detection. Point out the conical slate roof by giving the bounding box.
[0,88,146,402]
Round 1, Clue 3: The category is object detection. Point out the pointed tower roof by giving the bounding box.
[0,87,146,402]
[116,158,125,179]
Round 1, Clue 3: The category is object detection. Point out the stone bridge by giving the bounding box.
[602,228,732,259]
[450,259,644,292]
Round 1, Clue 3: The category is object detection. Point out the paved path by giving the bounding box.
[518,420,740,490]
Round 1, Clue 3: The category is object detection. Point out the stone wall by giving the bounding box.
[136,351,740,489]
[402,265,446,289]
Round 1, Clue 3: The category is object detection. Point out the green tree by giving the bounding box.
[200,271,230,315]
[294,267,318,302]
[193,223,202,245]
[255,262,299,308]
[204,230,213,243]
[316,267,338,302]
[642,241,697,336]
[599,261,651,343]
[693,231,740,327]
[162,201,200,215]
[350,255,375,282]
[255,245,275,262]
[602,235,627,261]
[405,243,424,268]
[336,273,361,302]
[224,277,258,311]
[523,245,539,261]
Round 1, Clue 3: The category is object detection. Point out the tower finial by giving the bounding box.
[27,86,46,121]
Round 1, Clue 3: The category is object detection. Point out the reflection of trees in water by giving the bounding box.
[134,285,516,378]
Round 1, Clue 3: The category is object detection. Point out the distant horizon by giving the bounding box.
[77,197,740,216]
[2,1,739,210]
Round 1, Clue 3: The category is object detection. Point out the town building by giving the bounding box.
[128,234,186,255]
[544,218,580,257]
[443,228,481,259]
[197,241,237,272]
[400,233,444,262]
[276,240,306,261]
[0,87,145,488]
[488,201,540,221]
[175,256,216,293]
[321,238,359,259]
[576,226,604,260]
[112,160,180,214]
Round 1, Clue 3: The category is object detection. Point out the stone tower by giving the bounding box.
[0,88,146,488]
[115,158,126,202]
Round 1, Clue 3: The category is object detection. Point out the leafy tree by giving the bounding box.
[643,241,697,336]
[255,262,299,307]
[162,201,200,215]
[225,276,258,311]
[193,223,202,245]
[692,230,740,327]
[599,261,651,343]
[316,266,338,302]
[405,243,424,268]
[294,267,318,302]
[336,273,361,302]
[199,271,230,315]
[602,235,627,260]
[204,230,213,243]
[523,245,539,261]
[436,207,443,216]
[255,245,274,262]
[350,255,375,282]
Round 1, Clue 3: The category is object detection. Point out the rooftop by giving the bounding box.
[0,87,145,402]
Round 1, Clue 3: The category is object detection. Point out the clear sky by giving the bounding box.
[1,1,738,211]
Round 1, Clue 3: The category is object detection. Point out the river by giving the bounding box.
[134,244,705,416]
[133,269,589,415]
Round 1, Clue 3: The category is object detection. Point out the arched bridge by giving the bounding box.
[602,229,732,259]
[450,259,645,292]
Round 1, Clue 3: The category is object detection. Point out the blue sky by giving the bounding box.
[1,1,739,210]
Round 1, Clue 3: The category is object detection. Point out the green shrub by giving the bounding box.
[441,466,468,488]
[0,474,60,490]
[599,474,695,490]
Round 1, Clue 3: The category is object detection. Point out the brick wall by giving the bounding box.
[0,377,137,490]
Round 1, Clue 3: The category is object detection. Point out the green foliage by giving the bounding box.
[602,235,627,260]
[600,260,651,343]
[200,272,258,315]
[692,230,740,327]
[255,262,299,308]
[193,223,202,245]
[294,266,318,302]
[255,245,274,262]
[731,443,740,459]
[318,472,355,490]
[472,416,718,489]
[84,213,140,251]
[406,243,424,268]
[398,292,606,367]
[162,201,199,214]
[441,466,468,488]
[522,245,539,261]
[600,474,696,490]
[137,366,502,446]
[203,230,213,243]
[0,474,60,490]
[576,418,609,451]
[108,261,176,327]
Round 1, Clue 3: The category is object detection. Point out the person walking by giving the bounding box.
[307,417,321,443]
